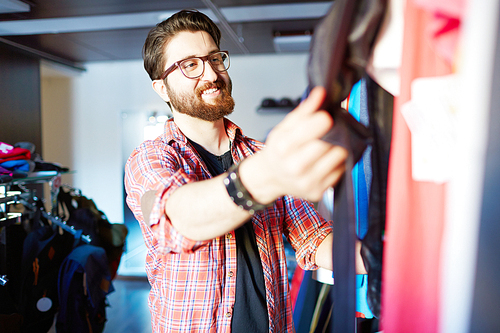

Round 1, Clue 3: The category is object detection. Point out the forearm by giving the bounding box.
[316,233,367,274]
[165,173,253,241]
[139,151,282,242]
[165,146,303,241]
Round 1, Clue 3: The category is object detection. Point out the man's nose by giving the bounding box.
[201,61,219,81]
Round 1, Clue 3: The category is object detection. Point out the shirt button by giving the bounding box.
[225,311,232,318]
[226,233,232,239]
[228,271,234,277]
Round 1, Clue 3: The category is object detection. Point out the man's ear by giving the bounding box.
[152,79,171,103]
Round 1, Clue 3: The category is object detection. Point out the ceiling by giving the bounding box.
[0,0,333,70]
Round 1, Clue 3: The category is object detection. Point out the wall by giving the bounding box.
[0,44,42,154]
[41,52,309,223]
[40,68,75,189]
[227,53,309,142]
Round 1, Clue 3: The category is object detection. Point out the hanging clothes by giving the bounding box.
[19,207,75,333]
[381,0,460,332]
[307,0,387,330]
[348,79,372,241]
[347,79,374,320]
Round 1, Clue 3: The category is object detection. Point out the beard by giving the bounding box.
[166,77,235,122]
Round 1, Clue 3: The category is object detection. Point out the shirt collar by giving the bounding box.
[163,117,243,145]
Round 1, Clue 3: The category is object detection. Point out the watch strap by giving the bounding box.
[223,163,272,215]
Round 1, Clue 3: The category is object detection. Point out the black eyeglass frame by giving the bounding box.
[159,51,230,80]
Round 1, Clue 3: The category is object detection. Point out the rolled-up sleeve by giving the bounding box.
[124,139,210,254]
[282,196,333,270]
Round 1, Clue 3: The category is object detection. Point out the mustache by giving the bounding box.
[196,79,227,96]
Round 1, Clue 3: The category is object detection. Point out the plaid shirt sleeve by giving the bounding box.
[281,195,333,270]
[124,138,210,254]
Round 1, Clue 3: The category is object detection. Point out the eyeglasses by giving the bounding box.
[159,51,230,80]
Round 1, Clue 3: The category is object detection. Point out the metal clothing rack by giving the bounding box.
[0,188,29,286]
[0,172,90,286]
[0,190,28,227]
[20,198,92,244]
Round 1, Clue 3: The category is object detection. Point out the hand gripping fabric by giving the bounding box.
[307,0,387,331]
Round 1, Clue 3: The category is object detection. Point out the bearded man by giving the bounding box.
[124,9,365,333]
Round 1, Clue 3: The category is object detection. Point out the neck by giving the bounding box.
[173,111,230,155]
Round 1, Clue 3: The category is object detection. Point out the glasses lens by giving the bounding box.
[179,58,204,78]
[209,52,229,72]
[178,52,230,78]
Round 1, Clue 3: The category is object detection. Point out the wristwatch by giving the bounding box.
[223,163,272,215]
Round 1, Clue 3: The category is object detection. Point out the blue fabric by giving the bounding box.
[60,245,113,309]
[57,245,114,333]
[293,270,323,331]
[348,80,371,239]
[356,275,373,318]
[0,159,31,171]
[348,79,374,319]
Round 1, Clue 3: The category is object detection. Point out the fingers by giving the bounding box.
[260,86,348,200]
[315,149,348,194]
[311,146,348,182]
[273,87,332,148]
[286,112,333,149]
[294,86,327,116]
[293,144,348,201]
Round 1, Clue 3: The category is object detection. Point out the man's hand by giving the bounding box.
[161,86,348,241]
[241,86,348,203]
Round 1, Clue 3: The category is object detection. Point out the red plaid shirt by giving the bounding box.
[124,118,332,332]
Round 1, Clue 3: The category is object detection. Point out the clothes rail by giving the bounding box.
[20,199,91,244]
[0,190,30,205]
[0,191,30,227]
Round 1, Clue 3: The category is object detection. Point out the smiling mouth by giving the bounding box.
[202,87,219,95]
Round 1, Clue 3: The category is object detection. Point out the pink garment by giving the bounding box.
[381,1,456,332]
[414,0,465,64]
[0,144,31,162]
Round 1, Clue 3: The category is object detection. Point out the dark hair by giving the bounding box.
[143,10,222,81]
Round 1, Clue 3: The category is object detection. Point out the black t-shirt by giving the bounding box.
[188,139,269,332]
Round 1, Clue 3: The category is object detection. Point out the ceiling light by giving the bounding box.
[273,32,312,53]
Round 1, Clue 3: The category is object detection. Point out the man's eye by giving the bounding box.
[210,56,222,64]
[182,61,198,70]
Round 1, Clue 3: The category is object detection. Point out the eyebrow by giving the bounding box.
[175,49,220,63]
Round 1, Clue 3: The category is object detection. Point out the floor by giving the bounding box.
[102,212,151,332]
[104,276,152,333]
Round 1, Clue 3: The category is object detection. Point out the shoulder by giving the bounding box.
[224,118,265,152]
[125,135,184,176]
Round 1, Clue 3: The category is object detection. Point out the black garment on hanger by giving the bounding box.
[307,0,387,332]
[19,203,74,333]
[360,75,394,319]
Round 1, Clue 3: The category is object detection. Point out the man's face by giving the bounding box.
[162,31,235,122]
